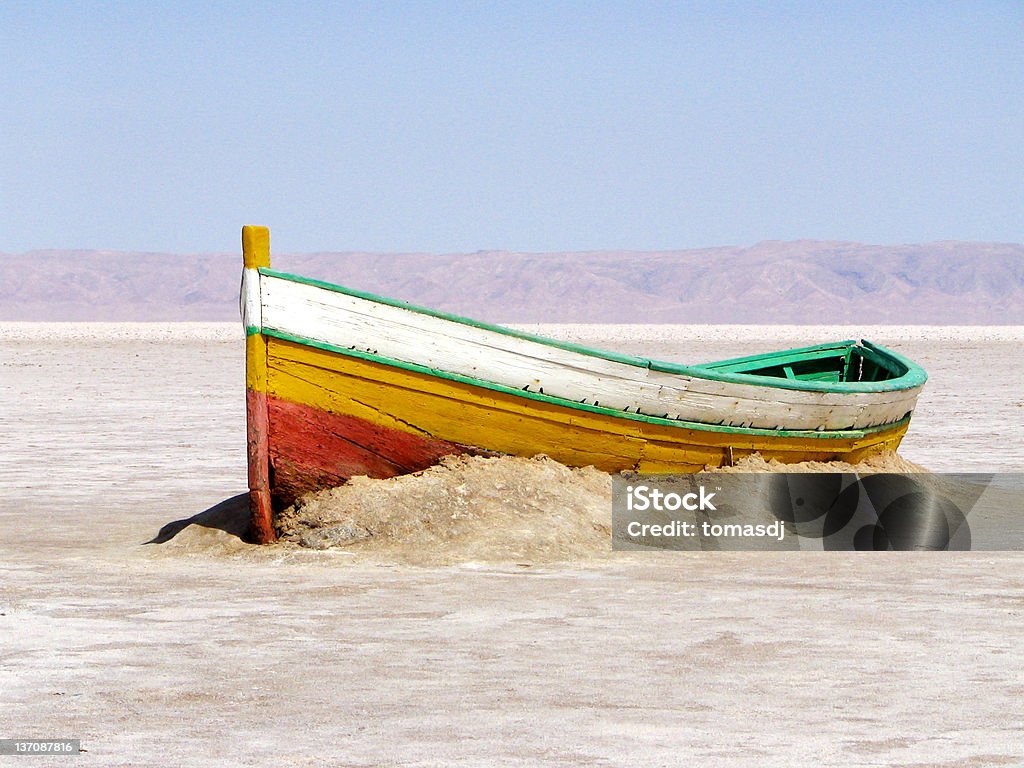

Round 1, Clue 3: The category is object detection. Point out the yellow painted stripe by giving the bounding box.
[242,224,267,385]
[246,333,268,391]
[262,337,908,472]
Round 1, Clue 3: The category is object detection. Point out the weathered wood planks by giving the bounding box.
[257,271,922,431]
[262,335,908,508]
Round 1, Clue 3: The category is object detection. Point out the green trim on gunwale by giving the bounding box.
[253,325,912,440]
[256,267,928,394]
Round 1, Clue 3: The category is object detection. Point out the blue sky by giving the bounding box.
[1,2,1020,253]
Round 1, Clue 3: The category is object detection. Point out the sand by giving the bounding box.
[263,452,928,566]
[2,323,1023,766]
[275,455,612,565]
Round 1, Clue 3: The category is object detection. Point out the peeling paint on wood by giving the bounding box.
[257,272,923,431]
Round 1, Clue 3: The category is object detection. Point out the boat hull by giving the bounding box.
[237,225,922,543]
[256,334,909,515]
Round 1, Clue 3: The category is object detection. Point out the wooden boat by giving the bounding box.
[240,226,927,542]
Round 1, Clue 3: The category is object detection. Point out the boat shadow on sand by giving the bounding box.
[145,493,256,545]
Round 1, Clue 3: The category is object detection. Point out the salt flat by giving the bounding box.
[1,324,1023,767]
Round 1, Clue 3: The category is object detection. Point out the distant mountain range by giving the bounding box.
[2,240,1022,323]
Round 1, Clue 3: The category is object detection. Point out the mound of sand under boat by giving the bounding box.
[152,452,926,564]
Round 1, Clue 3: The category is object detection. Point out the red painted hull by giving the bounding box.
[265,395,483,512]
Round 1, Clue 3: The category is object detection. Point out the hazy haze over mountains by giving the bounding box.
[2,240,1022,324]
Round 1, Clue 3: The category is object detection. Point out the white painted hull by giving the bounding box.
[245,269,924,432]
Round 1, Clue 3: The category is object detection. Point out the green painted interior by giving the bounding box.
[696,341,902,384]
